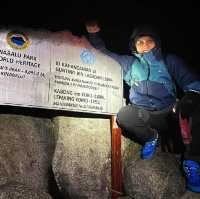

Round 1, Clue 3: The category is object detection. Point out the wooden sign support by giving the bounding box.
[111,115,123,198]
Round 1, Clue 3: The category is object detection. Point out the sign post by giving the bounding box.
[111,115,123,198]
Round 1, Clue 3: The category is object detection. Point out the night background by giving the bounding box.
[1,1,199,65]
[0,1,199,114]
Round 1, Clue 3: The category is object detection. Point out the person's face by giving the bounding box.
[135,36,156,54]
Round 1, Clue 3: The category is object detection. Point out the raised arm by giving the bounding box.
[85,20,134,75]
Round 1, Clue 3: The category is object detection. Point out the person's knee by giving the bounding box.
[117,105,139,126]
[116,105,130,127]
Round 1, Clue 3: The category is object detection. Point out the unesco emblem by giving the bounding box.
[7,31,30,50]
[80,49,95,64]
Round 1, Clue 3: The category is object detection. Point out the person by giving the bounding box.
[85,20,200,193]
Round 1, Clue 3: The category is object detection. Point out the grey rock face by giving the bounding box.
[179,191,200,199]
[124,147,186,199]
[0,114,55,191]
[0,182,53,199]
[52,116,111,199]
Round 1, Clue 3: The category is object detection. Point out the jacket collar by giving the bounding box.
[134,47,163,64]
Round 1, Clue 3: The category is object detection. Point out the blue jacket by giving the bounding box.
[88,33,200,111]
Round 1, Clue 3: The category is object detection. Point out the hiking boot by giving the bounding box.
[141,134,158,160]
[183,160,200,193]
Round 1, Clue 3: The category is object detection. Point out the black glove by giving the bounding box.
[178,91,200,118]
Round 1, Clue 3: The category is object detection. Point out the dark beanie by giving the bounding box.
[130,25,161,53]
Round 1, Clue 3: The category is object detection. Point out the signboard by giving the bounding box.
[0,29,123,114]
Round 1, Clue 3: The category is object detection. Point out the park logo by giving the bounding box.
[80,49,95,65]
[7,31,30,50]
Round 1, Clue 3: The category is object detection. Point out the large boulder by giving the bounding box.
[179,191,200,199]
[52,116,111,199]
[0,182,53,199]
[123,141,186,199]
[0,114,55,192]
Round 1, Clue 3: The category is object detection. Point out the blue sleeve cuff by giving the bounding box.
[184,81,200,93]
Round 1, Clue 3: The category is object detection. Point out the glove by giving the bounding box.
[178,91,200,118]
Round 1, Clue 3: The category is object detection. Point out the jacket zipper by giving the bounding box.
[145,60,150,95]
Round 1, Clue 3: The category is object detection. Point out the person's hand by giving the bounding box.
[178,91,200,118]
[85,20,100,33]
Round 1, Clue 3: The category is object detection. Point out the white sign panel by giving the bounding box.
[0,29,123,114]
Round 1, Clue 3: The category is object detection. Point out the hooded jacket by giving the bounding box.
[88,29,200,111]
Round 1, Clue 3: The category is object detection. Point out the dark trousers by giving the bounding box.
[116,103,200,162]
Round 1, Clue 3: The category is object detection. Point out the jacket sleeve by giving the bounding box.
[166,54,200,93]
[88,32,134,76]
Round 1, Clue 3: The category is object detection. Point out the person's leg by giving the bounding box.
[116,104,156,145]
[183,106,200,162]
[180,104,200,192]
[117,104,159,159]
[117,104,171,159]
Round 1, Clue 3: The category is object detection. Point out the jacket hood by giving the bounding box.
[129,25,161,54]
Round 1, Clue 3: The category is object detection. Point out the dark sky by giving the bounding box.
[1,1,199,68]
